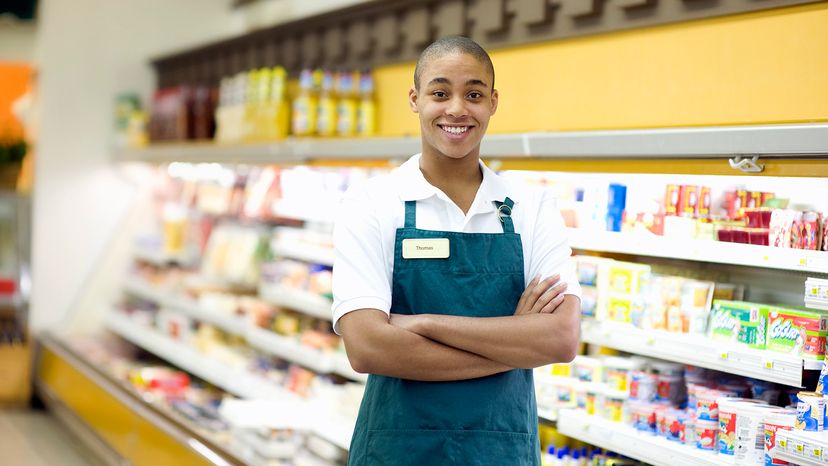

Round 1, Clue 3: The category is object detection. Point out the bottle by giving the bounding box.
[335,70,358,137]
[542,446,556,466]
[316,69,337,137]
[292,68,320,136]
[242,68,260,141]
[356,69,376,137]
[266,66,289,140]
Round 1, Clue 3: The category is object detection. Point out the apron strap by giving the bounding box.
[494,197,515,233]
[404,200,417,229]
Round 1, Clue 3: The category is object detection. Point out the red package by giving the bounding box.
[736,190,749,219]
[731,228,749,244]
[665,185,680,216]
[748,228,770,246]
[748,191,761,209]
[679,185,699,218]
[822,213,828,251]
[698,186,712,218]
[723,191,742,220]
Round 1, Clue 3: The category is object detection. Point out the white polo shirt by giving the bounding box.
[332,153,581,334]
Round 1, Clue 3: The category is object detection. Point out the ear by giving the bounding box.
[408,86,419,113]
[490,88,499,116]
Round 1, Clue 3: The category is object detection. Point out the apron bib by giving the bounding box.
[348,198,540,466]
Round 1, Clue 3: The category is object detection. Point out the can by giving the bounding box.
[763,409,796,466]
[795,391,825,431]
[695,418,719,451]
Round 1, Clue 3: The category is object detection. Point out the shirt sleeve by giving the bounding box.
[331,182,393,335]
[527,189,582,301]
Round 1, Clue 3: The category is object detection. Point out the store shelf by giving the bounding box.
[581,320,819,387]
[773,429,828,466]
[567,228,828,274]
[805,298,828,312]
[123,276,170,303]
[557,409,729,466]
[271,242,334,266]
[105,312,292,401]
[133,245,198,268]
[114,124,828,164]
[246,327,335,374]
[259,285,333,321]
[166,296,250,335]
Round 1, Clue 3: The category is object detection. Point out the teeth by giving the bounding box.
[442,126,468,134]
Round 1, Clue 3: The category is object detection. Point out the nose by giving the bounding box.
[446,95,468,118]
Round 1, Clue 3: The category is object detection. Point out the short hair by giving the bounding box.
[414,36,495,91]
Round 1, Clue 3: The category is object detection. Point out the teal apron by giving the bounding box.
[348,198,540,466]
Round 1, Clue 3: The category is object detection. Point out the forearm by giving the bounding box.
[414,296,581,368]
[340,310,512,381]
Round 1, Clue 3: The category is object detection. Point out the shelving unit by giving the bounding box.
[270,242,334,267]
[105,312,293,401]
[132,245,198,268]
[113,123,828,164]
[557,409,730,466]
[246,327,335,374]
[581,320,819,386]
[773,429,828,466]
[258,285,333,321]
[567,228,828,274]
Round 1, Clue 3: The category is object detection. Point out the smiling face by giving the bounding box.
[409,51,498,162]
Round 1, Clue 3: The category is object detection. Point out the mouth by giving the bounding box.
[437,124,473,139]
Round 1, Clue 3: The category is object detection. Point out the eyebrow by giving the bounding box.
[426,77,489,88]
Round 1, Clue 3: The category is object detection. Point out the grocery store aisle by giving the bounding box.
[0,409,102,466]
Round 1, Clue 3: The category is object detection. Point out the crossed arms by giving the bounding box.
[338,276,580,382]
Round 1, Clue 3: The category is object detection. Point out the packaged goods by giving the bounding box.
[763,409,796,466]
[601,391,628,423]
[767,306,828,360]
[695,418,718,451]
[581,286,598,318]
[800,211,821,250]
[769,209,797,248]
[585,383,603,416]
[678,185,699,218]
[709,300,769,349]
[606,261,650,295]
[573,356,603,383]
[818,359,828,395]
[604,357,643,392]
[629,370,657,402]
[795,391,825,431]
[699,186,712,218]
[655,405,669,437]
[665,185,680,216]
[630,401,657,434]
[733,403,776,466]
[665,409,687,442]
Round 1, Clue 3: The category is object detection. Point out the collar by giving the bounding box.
[396,154,519,212]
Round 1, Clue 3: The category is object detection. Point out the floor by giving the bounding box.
[0,408,103,466]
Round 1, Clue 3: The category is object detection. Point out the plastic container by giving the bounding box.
[630,401,657,434]
[695,418,719,451]
[795,391,825,431]
[763,409,796,466]
[717,398,766,455]
[656,373,685,406]
[573,356,603,383]
[664,409,687,442]
[603,356,643,392]
[601,390,628,423]
[629,370,657,402]
[585,383,603,416]
[696,389,723,421]
[733,403,776,466]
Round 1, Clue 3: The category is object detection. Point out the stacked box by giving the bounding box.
[605,261,651,324]
[767,306,828,360]
[708,300,768,349]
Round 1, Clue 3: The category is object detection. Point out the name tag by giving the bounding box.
[402,238,450,259]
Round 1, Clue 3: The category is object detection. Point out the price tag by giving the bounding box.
[795,442,805,454]
[719,351,729,360]
[799,258,808,266]
[763,359,774,370]
[779,438,788,449]
[646,337,655,346]
[811,447,821,457]
[763,255,769,262]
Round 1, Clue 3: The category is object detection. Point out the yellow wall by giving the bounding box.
[376,3,828,136]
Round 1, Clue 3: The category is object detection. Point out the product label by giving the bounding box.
[768,310,828,359]
[764,423,791,466]
[719,411,737,455]
[710,307,739,340]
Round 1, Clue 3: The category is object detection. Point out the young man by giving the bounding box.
[332,36,581,465]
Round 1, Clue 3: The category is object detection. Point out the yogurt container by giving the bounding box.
[629,370,657,402]
[763,409,796,466]
[795,391,825,431]
[656,372,685,406]
[695,418,719,451]
[630,401,657,434]
[601,390,628,423]
[733,403,776,466]
[604,356,643,392]
[664,409,687,442]
[573,356,603,383]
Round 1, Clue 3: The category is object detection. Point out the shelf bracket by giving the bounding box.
[728,155,764,173]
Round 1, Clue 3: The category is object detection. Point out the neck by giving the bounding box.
[419,148,483,214]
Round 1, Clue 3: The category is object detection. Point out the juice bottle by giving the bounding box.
[292,68,320,136]
[315,69,337,137]
[335,70,358,137]
[266,66,289,140]
[356,70,376,137]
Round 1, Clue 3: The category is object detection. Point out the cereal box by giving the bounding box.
[767,306,828,360]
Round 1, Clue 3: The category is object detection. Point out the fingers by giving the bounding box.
[540,290,567,314]
[514,275,540,315]
[529,280,567,315]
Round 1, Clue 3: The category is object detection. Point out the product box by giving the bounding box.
[606,261,651,295]
[708,300,768,349]
[767,306,828,360]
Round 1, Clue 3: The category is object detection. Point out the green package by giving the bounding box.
[767,305,828,360]
[708,300,768,349]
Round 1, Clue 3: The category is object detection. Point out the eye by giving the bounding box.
[432,90,447,99]
[467,91,483,99]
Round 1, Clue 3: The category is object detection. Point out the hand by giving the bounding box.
[389,313,427,334]
[514,274,568,316]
